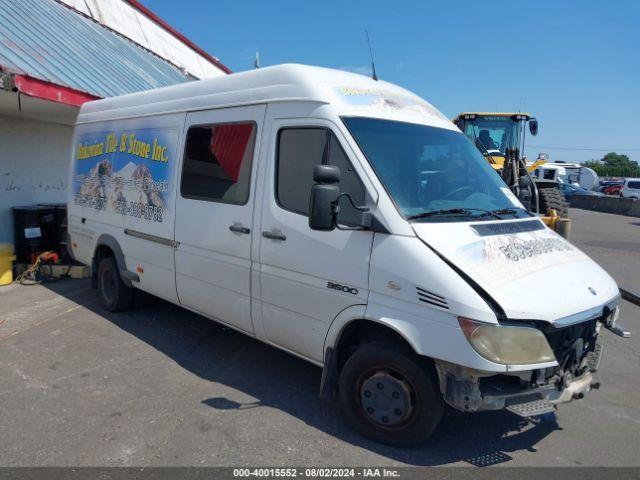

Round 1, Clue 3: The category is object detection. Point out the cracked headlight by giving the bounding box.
[458,317,556,365]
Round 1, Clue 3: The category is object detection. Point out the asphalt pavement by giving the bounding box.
[0,209,638,467]
[569,208,639,294]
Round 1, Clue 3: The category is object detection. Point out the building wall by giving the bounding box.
[0,115,73,244]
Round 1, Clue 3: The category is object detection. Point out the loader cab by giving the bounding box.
[453,113,537,169]
[453,112,569,218]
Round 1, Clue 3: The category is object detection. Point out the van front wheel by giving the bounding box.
[97,257,133,312]
[338,343,443,446]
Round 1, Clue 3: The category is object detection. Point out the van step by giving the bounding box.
[506,398,555,418]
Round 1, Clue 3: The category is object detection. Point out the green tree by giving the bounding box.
[583,159,601,169]
[601,152,637,168]
[587,153,640,178]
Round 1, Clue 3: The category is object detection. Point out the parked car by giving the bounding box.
[598,180,621,193]
[560,183,602,204]
[620,178,640,199]
[603,183,623,196]
[68,64,623,446]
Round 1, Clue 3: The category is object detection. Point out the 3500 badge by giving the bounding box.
[327,282,359,295]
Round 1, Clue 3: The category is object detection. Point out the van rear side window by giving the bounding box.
[181,122,256,204]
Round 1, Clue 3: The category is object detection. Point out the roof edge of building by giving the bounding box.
[123,0,232,74]
[53,0,224,81]
[2,70,100,107]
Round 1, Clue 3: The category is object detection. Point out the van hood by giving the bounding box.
[411,218,619,323]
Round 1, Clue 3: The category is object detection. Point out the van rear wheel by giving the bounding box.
[97,257,133,312]
[338,343,443,446]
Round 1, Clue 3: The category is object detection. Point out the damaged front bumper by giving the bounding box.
[434,360,600,417]
[435,299,632,417]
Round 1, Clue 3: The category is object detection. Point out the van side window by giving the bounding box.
[181,122,256,204]
[276,128,365,224]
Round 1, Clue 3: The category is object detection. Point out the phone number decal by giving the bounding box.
[74,194,163,223]
[114,199,164,222]
[74,193,107,211]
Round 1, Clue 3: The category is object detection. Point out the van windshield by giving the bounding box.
[342,117,531,222]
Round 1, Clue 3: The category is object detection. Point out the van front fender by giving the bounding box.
[319,304,425,401]
[323,304,421,356]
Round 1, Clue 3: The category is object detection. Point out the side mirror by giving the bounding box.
[309,165,340,231]
[313,164,341,183]
[529,118,539,136]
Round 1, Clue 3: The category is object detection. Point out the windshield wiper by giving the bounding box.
[407,207,531,221]
[491,207,532,217]
[407,208,502,220]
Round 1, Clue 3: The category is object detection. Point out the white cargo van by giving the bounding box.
[68,64,627,446]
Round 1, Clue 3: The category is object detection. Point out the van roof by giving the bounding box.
[77,63,450,127]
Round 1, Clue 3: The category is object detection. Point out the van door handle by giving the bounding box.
[229,224,251,234]
[262,230,286,241]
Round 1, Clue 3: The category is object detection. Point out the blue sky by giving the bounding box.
[150,0,639,164]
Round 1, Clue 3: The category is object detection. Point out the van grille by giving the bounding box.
[542,319,598,365]
[416,287,449,309]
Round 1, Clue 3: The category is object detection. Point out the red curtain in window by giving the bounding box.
[210,124,254,181]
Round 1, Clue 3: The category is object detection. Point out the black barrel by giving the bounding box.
[37,203,67,256]
[54,204,68,258]
[12,206,57,263]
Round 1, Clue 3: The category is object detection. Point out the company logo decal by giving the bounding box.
[498,237,574,262]
[72,128,177,226]
[455,230,586,290]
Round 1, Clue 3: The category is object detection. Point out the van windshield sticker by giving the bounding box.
[72,128,178,229]
[321,84,446,119]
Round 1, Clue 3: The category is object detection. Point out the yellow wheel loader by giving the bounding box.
[453,113,569,221]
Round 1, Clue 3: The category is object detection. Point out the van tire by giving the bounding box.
[97,257,133,312]
[338,343,443,446]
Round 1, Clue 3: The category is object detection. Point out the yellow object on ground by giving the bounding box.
[540,210,571,239]
[541,209,559,230]
[0,243,16,286]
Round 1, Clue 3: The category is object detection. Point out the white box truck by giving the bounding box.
[68,64,627,446]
